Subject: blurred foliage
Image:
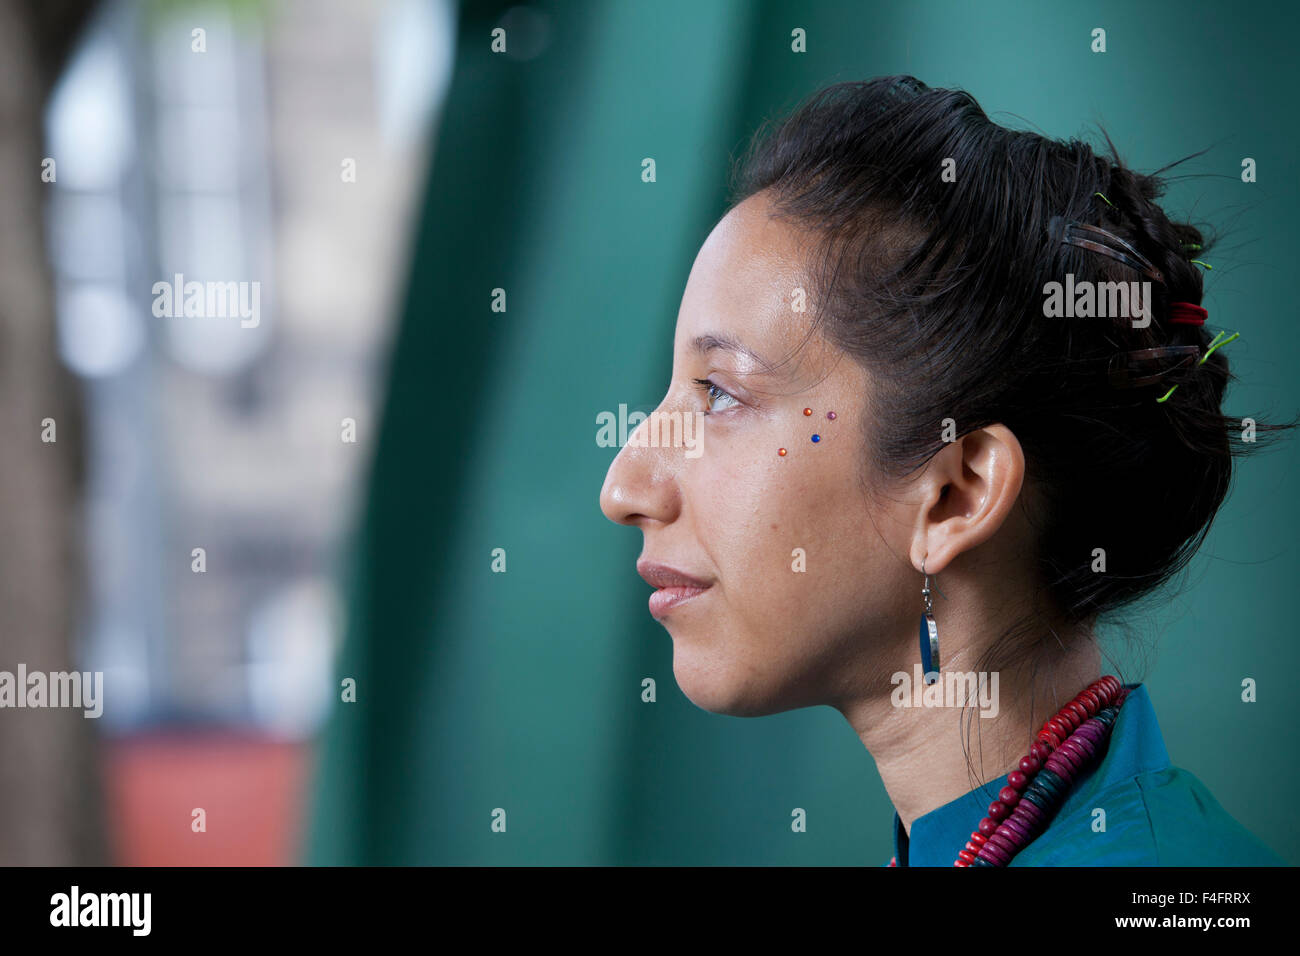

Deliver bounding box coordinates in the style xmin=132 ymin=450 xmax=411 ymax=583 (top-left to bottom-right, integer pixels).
xmin=143 ymin=0 xmax=272 ymax=29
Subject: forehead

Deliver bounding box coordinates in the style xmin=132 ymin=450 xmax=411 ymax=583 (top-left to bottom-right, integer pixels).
xmin=675 ymin=192 xmax=823 ymax=364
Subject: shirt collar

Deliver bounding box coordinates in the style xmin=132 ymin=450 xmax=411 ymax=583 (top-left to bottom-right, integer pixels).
xmin=890 ymin=682 xmax=1168 ymax=866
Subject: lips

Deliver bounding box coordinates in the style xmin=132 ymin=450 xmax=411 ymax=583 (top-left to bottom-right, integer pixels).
xmin=636 ymin=560 xmax=713 ymax=618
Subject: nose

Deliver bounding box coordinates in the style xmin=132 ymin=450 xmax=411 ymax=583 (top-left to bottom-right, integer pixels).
xmin=598 ymin=406 xmax=682 ymax=528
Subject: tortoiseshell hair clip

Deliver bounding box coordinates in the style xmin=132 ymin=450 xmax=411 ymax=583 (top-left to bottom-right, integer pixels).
xmin=1048 ymin=213 xmax=1164 ymax=284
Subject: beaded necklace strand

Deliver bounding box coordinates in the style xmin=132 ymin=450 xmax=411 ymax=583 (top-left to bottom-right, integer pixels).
xmin=887 ymin=675 xmax=1130 ymax=868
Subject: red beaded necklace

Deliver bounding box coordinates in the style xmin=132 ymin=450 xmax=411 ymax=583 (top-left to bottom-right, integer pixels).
xmin=888 ymin=675 xmax=1130 ymax=868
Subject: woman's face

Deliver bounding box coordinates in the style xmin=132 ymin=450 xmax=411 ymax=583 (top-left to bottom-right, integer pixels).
xmin=599 ymin=192 xmax=916 ymax=717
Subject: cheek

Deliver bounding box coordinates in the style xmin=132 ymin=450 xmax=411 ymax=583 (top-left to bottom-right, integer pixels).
xmin=687 ymin=439 xmax=790 ymax=567
xmin=670 ymin=413 xmax=889 ymax=712
xmin=691 ymin=432 xmax=869 ymax=614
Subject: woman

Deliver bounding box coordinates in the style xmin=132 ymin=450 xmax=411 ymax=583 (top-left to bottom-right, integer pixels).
xmin=598 ymin=76 xmax=1288 ymax=866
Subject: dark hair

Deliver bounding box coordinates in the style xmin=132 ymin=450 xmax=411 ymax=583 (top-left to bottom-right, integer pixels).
xmin=726 ymin=76 xmax=1295 ymax=695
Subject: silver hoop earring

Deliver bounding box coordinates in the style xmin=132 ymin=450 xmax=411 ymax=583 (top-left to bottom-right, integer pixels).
xmin=919 ymin=558 xmax=944 ymax=685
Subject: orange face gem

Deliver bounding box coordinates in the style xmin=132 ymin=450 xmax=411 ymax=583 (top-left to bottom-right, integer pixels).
xmin=803 ymin=408 xmax=812 ymax=416
xmin=778 ymin=448 xmax=787 ymax=456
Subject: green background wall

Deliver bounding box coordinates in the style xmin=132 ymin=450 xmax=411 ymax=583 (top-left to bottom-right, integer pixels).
xmin=305 ymin=0 xmax=1300 ymax=865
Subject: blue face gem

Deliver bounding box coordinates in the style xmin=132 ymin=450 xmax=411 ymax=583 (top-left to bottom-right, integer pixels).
xmin=811 ymin=434 xmax=821 ymax=443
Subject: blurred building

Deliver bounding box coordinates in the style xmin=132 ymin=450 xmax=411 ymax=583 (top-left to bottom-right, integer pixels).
xmin=41 ymin=0 xmax=453 ymax=863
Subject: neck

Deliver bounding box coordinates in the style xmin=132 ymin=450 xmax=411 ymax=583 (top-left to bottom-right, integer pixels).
xmin=841 ymin=634 xmax=1102 ymax=836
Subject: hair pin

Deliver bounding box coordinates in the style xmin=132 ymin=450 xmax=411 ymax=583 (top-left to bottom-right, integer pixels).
xmin=1107 ymin=346 xmax=1200 ymax=390
xmin=1155 ymin=330 xmax=1239 ymax=403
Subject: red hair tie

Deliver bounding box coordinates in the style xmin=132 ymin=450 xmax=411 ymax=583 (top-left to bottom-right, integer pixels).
xmin=1168 ymin=302 xmax=1207 ymax=326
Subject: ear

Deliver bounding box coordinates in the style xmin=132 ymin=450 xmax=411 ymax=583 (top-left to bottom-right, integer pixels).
xmin=908 ymin=424 xmax=1026 ymax=574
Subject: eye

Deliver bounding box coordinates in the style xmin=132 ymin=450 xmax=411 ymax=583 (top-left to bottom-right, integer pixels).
xmin=692 ymin=377 xmax=739 ymax=413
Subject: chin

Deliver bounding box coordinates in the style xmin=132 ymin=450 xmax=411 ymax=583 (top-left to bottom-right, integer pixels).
xmin=671 ymin=650 xmax=783 ymax=717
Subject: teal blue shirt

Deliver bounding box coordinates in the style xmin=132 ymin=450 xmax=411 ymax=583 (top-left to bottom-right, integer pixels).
xmin=889 ymin=683 xmax=1284 ymax=866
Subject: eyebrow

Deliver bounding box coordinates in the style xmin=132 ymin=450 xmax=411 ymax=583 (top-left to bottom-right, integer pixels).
xmin=690 ymin=333 xmax=776 ymax=374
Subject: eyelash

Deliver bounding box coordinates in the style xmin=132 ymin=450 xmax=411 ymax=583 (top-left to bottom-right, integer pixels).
xmin=692 ymin=377 xmax=738 ymax=413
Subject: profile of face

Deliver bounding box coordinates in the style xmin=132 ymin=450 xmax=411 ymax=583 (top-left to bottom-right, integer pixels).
xmin=599 ymin=191 xmax=936 ymax=718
